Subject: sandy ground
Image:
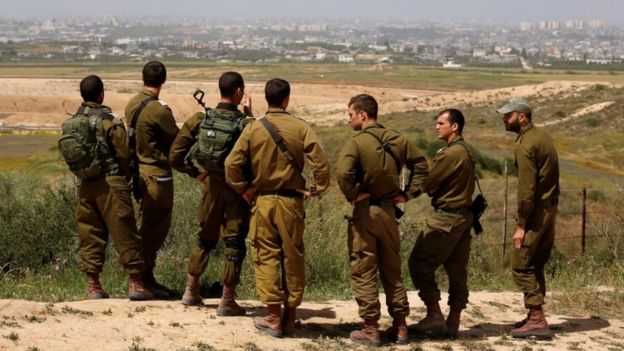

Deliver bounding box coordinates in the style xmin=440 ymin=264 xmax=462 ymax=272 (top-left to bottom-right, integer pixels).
xmin=0 ymin=78 xmax=616 ymax=128
xmin=0 ymin=291 xmax=622 ymax=351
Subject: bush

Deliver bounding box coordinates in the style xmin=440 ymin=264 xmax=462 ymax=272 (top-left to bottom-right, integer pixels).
xmin=0 ymin=173 xmax=77 ymax=272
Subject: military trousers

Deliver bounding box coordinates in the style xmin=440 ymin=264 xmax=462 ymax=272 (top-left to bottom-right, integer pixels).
xmin=511 ymin=205 xmax=557 ymax=307
xmin=76 ymin=175 xmax=144 ymax=275
xmin=138 ymin=173 xmax=174 ymax=272
xmin=187 ymin=176 xmax=249 ymax=286
xmin=249 ymin=193 xmax=305 ymax=307
xmin=348 ymin=201 xmax=409 ymax=320
xmin=408 ymin=210 xmax=473 ymax=310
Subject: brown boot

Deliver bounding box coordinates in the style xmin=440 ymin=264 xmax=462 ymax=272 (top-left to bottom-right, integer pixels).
xmin=282 ymin=306 xmax=298 ymax=337
xmin=510 ymin=306 xmax=552 ymax=339
xmin=414 ymin=301 xmax=448 ymax=336
xmin=216 ymin=284 xmax=245 ymax=316
xmin=513 ymin=312 xmax=530 ymax=328
xmin=350 ymin=319 xmax=380 ymax=347
xmin=128 ymin=273 xmax=154 ymax=301
xmin=389 ymin=316 xmax=408 ymax=344
xmin=86 ymin=273 xmax=109 ymax=299
xmin=253 ymin=304 xmax=282 ymax=338
xmin=181 ymin=273 xmax=203 ymax=306
xmin=446 ymin=308 xmax=462 ymax=339
xmin=142 ymin=270 xmax=174 ymax=299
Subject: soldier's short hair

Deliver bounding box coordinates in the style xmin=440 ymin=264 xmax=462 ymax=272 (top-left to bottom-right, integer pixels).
xmin=80 ymin=75 xmax=104 ymax=103
xmin=265 ymin=78 xmax=290 ymax=107
xmin=142 ymin=61 xmax=167 ymax=87
xmin=438 ymin=108 xmax=465 ymax=134
xmin=349 ymin=94 xmax=378 ymax=119
xmin=219 ymin=71 xmax=245 ymax=98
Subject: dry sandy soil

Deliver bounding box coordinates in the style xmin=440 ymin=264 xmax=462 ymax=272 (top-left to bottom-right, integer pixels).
xmin=0 ymin=78 xmax=616 ymax=128
xmin=0 ymin=291 xmax=622 ymax=351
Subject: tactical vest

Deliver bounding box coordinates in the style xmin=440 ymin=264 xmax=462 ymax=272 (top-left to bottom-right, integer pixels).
xmin=58 ymin=105 xmax=120 ymax=179
xmin=185 ymin=108 xmax=245 ymax=173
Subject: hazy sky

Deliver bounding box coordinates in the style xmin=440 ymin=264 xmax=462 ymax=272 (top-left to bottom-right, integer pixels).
xmin=3 ymin=0 xmax=623 ymax=24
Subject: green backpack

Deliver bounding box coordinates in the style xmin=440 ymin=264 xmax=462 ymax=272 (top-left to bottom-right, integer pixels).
xmin=58 ymin=105 xmax=117 ymax=179
xmin=185 ymin=108 xmax=245 ymax=173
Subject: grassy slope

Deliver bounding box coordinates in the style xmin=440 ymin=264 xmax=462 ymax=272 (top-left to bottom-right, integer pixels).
xmin=0 ymin=64 xmax=623 ymax=319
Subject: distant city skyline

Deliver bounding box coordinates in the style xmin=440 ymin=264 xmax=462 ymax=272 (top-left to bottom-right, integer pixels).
xmin=3 ymin=0 xmax=623 ymax=25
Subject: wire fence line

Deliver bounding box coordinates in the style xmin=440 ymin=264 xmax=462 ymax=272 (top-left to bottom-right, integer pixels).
xmin=472 ymin=163 xmax=623 ymax=258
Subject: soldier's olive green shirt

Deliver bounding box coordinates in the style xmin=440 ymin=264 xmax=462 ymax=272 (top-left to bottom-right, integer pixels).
xmin=169 ymin=103 xmax=248 ymax=178
xmin=224 ymin=107 xmax=330 ymax=194
xmin=125 ymin=89 xmax=179 ymax=176
xmin=83 ymin=102 xmax=133 ymax=178
xmin=426 ymin=136 xmax=475 ymax=209
xmin=514 ymin=122 xmax=560 ymax=226
xmin=336 ymin=124 xmax=429 ymax=202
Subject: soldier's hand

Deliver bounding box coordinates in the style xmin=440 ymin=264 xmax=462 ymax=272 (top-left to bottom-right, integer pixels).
xmin=354 ymin=192 xmax=370 ymax=203
xmin=196 ymin=172 xmax=209 ymax=183
xmin=296 ymin=188 xmax=314 ymax=199
xmin=242 ymin=93 xmax=253 ymax=117
xmin=393 ymin=194 xmax=407 ymax=204
xmin=242 ymin=187 xmax=257 ymax=204
xmin=513 ymin=226 xmax=526 ymax=249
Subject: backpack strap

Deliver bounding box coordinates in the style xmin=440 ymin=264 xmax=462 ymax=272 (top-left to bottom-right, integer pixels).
xmin=259 ymin=117 xmax=302 ymax=173
xmin=454 ymin=140 xmax=484 ymax=196
xmin=361 ymin=128 xmax=402 ymax=173
xmin=128 ymin=96 xmax=157 ymax=199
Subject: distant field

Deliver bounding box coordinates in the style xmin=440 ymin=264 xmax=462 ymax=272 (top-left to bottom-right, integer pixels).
xmin=0 ymin=62 xmax=622 ymax=91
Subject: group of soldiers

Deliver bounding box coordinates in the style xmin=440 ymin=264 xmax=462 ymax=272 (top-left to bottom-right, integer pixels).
xmin=62 ymin=60 xmax=559 ymax=345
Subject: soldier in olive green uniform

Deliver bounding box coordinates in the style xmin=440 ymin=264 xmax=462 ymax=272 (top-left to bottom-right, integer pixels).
xmin=336 ymin=94 xmax=429 ymax=346
xmin=225 ymin=78 xmax=330 ymax=338
xmin=408 ymin=109 xmax=475 ymax=338
xmin=497 ymin=98 xmax=559 ymax=339
xmin=125 ymin=61 xmax=180 ymax=298
xmin=67 ymin=75 xmax=152 ymax=300
xmin=169 ymin=72 xmax=254 ymax=315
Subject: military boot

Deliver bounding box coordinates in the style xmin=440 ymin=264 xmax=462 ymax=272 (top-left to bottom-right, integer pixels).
xmin=216 ymin=284 xmax=245 ymax=316
xmin=86 ymin=273 xmax=109 ymax=299
xmin=282 ymin=306 xmax=298 ymax=337
xmin=181 ymin=273 xmax=203 ymax=306
xmin=389 ymin=316 xmax=409 ymax=344
xmin=446 ymin=308 xmax=462 ymax=339
xmin=253 ymin=304 xmax=282 ymax=338
xmin=142 ymin=270 xmax=174 ymax=299
xmin=510 ymin=306 xmax=552 ymax=339
xmin=350 ymin=319 xmax=381 ymax=347
xmin=414 ymin=301 xmax=448 ymax=336
xmin=128 ymin=273 xmax=154 ymax=301
xmin=513 ymin=311 xmax=530 ymax=328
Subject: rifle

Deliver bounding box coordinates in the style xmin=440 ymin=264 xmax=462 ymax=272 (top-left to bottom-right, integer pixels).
xmin=193 ymin=89 xmax=206 ymax=108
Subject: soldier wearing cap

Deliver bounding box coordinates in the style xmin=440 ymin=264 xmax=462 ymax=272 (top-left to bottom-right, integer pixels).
xmin=408 ymin=108 xmax=475 ymax=339
xmin=125 ymin=61 xmax=180 ymax=298
xmin=336 ymin=94 xmax=429 ymax=346
xmin=497 ymin=97 xmax=559 ymax=339
xmin=224 ymin=78 xmax=330 ymax=338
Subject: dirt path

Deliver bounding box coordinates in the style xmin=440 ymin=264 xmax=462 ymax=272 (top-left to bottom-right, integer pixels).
xmin=537 ymin=101 xmax=615 ymax=127
xmin=0 ymin=291 xmax=621 ymax=351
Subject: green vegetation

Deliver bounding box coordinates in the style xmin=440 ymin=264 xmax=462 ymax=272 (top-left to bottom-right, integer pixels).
xmin=0 ymin=66 xmax=623 ymax=323
xmin=0 ymin=62 xmax=621 ymax=90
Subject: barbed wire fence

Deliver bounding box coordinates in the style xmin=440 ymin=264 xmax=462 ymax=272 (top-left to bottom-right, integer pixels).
xmin=475 ymin=160 xmax=624 ymax=260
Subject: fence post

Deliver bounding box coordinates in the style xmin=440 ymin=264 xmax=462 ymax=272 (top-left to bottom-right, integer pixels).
xmin=502 ymin=160 xmax=508 ymax=258
xmin=581 ymin=187 xmax=587 ymax=255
